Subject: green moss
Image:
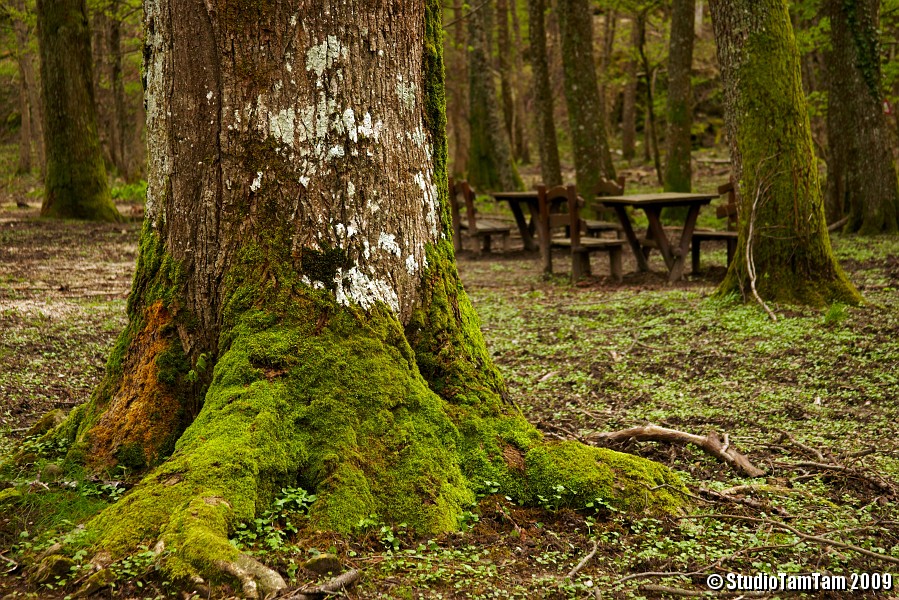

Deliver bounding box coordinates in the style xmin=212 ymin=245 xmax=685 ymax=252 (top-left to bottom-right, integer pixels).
xmin=0 ymin=486 xmax=23 ymax=507
xmin=298 ymin=246 xmax=350 ymax=291
xmin=114 ymin=443 xmax=147 ymax=470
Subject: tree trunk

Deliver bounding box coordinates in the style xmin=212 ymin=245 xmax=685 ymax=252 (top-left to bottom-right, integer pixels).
xmin=13 ymin=0 xmax=42 ymax=176
xmin=106 ymin=0 xmax=134 ymax=181
xmin=49 ymin=2 xmax=679 ymax=594
xmin=599 ymin=9 xmax=617 ymax=140
xmin=663 ymin=0 xmax=695 ymax=194
xmin=709 ymin=0 xmax=861 ymax=306
xmin=497 ymin=0 xmax=516 ymax=155
xmin=557 ymin=0 xmax=615 ymax=190
xmin=527 ymin=0 xmax=562 ymax=186
xmin=621 ymin=13 xmax=639 ymax=162
xmin=467 ymin=0 xmax=522 ymax=190
xmin=448 ymin=0 xmax=469 ymax=177
xmin=636 ymin=12 xmax=662 ymax=183
xmin=509 ymin=0 xmax=530 ymax=164
xmin=15 ymin=38 xmax=33 ymax=175
xmin=36 ymin=0 xmax=119 ymax=221
xmin=824 ymin=0 xmax=899 ymax=234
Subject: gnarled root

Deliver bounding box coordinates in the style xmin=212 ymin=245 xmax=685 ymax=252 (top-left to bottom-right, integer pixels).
xmin=215 ymin=554 xmax=286 ymax=599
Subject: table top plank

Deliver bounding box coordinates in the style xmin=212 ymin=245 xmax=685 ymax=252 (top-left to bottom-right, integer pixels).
xmin=598 ymin=192 xmax=718 ymax=207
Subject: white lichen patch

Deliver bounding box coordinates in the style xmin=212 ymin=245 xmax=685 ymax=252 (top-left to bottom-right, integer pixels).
xmin=396 ymin=74 xmax=417 ymax=112
xmin=306 ymin=35 xmax=345 ymax=78
xmin=251 ymin=171 xmax=263 ymax=192
xmin=377 ymin=232 xmax=402 ymax=257
xmin=334 ymin=266 xmax=399 ymax=313
xmin=270 ymin=108 xmax=296 ymax=146
xmin=413 ymin=170 xmax=440 ymax=237
xmin=342 ymin=108 xmax=357 ymax=143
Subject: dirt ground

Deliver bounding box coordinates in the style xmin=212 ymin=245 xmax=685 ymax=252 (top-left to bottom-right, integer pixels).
xmin=1 ymin=188 xmax=898 ymax=598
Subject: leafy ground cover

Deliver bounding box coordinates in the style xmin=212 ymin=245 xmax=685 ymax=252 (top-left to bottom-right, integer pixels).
xmin=0 ymin=163 xmax=897 ymax=598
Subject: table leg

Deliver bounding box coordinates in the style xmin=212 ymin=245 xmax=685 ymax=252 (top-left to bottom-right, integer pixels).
xmin=644 ymin=207 xmax=675 ymax=271
xmin=668 ymin=204 xmax=701 ymax=282
xmin=508 ymin=201 xmax=537 ymax=251
xmin=612 ymin=205 xmax=649 ymax=272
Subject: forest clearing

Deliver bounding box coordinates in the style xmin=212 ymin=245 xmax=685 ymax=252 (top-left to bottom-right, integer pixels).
xmin=1 ymin=0 xmax=899 ymax=597
xmin=1 ymin=149 xmax=898 ymax=597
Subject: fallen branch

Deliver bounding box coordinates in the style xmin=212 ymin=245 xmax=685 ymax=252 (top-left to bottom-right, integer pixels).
xmin=678 ymin=514 xmax=899 ymax=566
xmin=566 ymin=540 xmax=597 ymax=579
xmin=827 ymin=216 xmax=849 ymax=232
xmin=284 ymin=569 xmax=362 ymax=599
xmin=587 ymin=424 xmax=766 ymax=478
xmin=639 ymin=584 xmax=769 ymax=598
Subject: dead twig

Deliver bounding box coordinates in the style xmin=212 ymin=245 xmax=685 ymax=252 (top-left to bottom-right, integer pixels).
xmin=640 ymin=584 xmax=769 ymax=597
xmin=678 ymin=514 xmax=899 ymax=566
xmin=566 ymin=540 xmax=597 ymax=579
xmin=777 ymin=430 xmax=825 ymax=462
xmin=587 ymin=424 xmax=766 ymax=478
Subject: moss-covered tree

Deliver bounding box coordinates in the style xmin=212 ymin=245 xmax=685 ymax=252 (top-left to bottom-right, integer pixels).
xmin=557 ymin=0 xmax=616 ymax=189
xmin=709 ymin=0 xmax=861 ymax=306
xmin=527 ymin=0 xmax=562 ymax=186
xmin=43 ymin=1 xmax=682 ymax=595
xmin=467 ymin=0 xmax=521 ymax=190
xmin=824 ymin=0 xmax=899 ymax=234
xmin=663 ymin=0 xmax=695 ymax=194
xmin=36 ymin=0 xmax=119 ymax=221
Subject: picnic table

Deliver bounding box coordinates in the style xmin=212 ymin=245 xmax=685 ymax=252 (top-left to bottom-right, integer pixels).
xmin=492 ymin=191 xmax=541 ymax=251
xmin=597 ymin=192 xmax=718 ymax=282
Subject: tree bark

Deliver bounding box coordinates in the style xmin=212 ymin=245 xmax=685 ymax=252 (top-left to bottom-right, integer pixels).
xmin=36 ymin=0 xmax=119 ymax=221
xmin=509 ymin=0 xmax=530 ymax=164
xmin=527 ymin=0 xmax=562 ymax=186
xmin=663 ymin=0 xmax=695 ymax=194
xmin=824 ymin=0 xmax=899 ymax=234
xmin=497 ymin=0 xmax=516 ymax=155
xmin=448 ymin=0 xmax=469 ymax=177
xmin=636 ymin=11 xmax=661 ymax=183
xmin=13 ymin=0 xmax=43 ymax=177
xmin=467 ymin=0 xmax=521 ymax=190
xmin=48 ymin=2 xmax=680 ymax=594
xmin=621 ymin=13 xmax=639 ymax=162
xmin=556 ymin=0 xmax=615 ymax=189
xmin=709 ymin=0 xmax=861 ymax=306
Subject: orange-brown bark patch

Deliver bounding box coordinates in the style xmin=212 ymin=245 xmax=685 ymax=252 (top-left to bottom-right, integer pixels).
xmin=85 ymin=301 xmax=185 ymax=470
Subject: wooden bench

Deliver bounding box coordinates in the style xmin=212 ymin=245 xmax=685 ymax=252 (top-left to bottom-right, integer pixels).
xmin=449 ymin=178 xmax=511 ymax=254
xmin=586 ymin=176 xmax=626 ymax=238
xmin=538 ymin=184 xmax=624 ymax=282
xmin=691 ymin=181 xmax=738 ymax=273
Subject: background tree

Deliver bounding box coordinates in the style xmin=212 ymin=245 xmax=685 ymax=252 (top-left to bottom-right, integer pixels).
xmin=36 ymin=0 xmax=119 ymax=221
xmin=824 ymin=0 xmax=899 ymax=233
xmin=467 ymin=0 xmax=521 ymax=190
xmin=709 ymin=0 xmax=860 ymax=306
xmin=664 ymin=0 xmax=695 ymax=193
xmin=11 ymin=0 xmax=43 ymax=176
xmin=50 ymin=0 xmax=679 ymax=594
xmin=556 ymin=0 xmax=616 ymax=189
xmin=621 ymin=12 xmax=640 ymax=162
xmin=527 ymin=0 xmax=563 ymax=185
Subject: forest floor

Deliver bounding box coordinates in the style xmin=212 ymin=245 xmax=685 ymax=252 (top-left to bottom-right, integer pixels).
xmin=0 ymin=159 xmax=898 ymax=598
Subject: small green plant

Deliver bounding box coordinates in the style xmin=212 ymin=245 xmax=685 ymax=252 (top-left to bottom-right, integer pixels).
xmin=230 ymin=486 xmax=315 ymax=553
xmin=823 ymin=302 xmax=848 ymax=326
xmin=109 ymin=180 xmax=148 ymax=203
xmin=536 ymin=484 xmax=567 ymax=512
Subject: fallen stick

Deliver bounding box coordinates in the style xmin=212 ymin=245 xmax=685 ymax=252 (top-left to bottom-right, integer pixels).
xmin=587 ymin=424 xmax=766 ymax=478
xmin=827 ymin=216 xmax=849 ymax=232
xmin=679 ymin=514 xmax=899 ymax=566
xmin=566 ymin=540 xmax=597 ymax=579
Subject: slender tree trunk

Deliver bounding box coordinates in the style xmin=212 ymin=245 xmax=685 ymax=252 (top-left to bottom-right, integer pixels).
xmin=556 ymin=0 xmax=616 ymax=190
xmin=468 ymin=0 xmax=521 ymax=190
xmin=36 ymin=0 xmax=119 ymax=221
xmin=510 ymin=0 xmax=530 ymax=164
xmin=664 ymin=0 xmax=695 ymax=193
xmin=497 ymin=0 xmax=516 ymax=154
xmin=709 ymin=0 xmax=860 ymax=306
xmin=600 ymin=9 xmax=617 ymax=139
xmin=48 ymin=3 xmax=680 ymax=594
xmin=824 ymin=0 xmax=899 ymax=233
xmin=107 ymin=0 xmax=133 ymax=181
xmin=621 ymin=14 xmax=639 ymax=162
xmin=449 ymin=0 xmax=469 ymax=177
xmin=13 ymin=0 xmax=39 ymax=176
xmin=636 ymin=12 xmax=662 ymax=184
xmin=527 ymin=0 xmax=562 ymax=185
xmin=15 ymin=44 xmax=33 ymax=175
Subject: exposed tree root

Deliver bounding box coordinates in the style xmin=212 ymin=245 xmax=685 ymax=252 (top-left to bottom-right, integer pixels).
xmin=587 ymin=424 xmax=766 ymax=478
xmin=282 ymin=569 xmax=361 ymax=599
xmin=215 ymin=554 xmax=286 ymax=599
